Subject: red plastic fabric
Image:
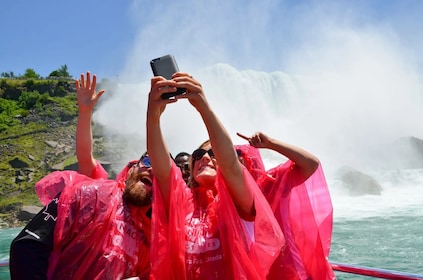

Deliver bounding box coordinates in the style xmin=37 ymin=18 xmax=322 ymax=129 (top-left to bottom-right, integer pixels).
xmin=150 ymin=163 xmax=284 ymax=279
xmin=44 ymin=177 xmax=151 ymax=279
xmin=236 ymin=145 xmax=335 ymax=280
xmin=35 ymin=161 xmax=151 ymax=279
xmin=89 ymin=160 xmax=109 ymax=180
xmin=35 ymin=161 xmax=108 ymax=205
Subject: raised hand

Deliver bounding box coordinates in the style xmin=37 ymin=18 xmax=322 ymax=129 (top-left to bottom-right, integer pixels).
xmin=147 ymin=76 xmax=178 ymax=121
xmin=236 ymin=132 xmax=272 ymax=149
xmin=172 ymin=73 xmax=208 ymax=112
xmin=75 ymin=71 xmax=105 ymax=113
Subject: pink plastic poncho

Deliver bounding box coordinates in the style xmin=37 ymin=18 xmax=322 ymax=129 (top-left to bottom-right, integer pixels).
xmin=35 ymin=161 xmax=108 ymax=205
xmin=35 ymin=162 xmax=151 ymax=280
xmin=236 ymin=144 xmax=335 ymax=280
xmin=150 ymin=163 xmax=285 ymax=279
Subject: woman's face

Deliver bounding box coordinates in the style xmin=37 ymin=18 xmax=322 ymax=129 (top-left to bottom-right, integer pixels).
xmin=192 ymin=143 xmax=217 ymax=187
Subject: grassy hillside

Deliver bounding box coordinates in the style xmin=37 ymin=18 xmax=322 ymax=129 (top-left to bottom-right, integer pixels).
xmin=0 ymin=78 xmax=104 ymax=225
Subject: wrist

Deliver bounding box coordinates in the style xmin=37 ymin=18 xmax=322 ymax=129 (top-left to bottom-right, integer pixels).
xmin=78 ymin=109 xmax=93 ymax=116
xmin=266 ymin=138 xmax=278 ymax=150
xmin=146 ymin=113 xmax=161 ymax=125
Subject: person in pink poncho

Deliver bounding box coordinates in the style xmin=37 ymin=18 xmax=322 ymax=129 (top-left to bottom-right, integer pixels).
xmin=235 ymin=132 xmax=336 ymax=280
xmin=45 ymin=72 xmax=154 ymax=279
xmin=146 ymin=72 xmax=285 ymax=279
xmin=11 ymin=72 xmax=154 ymax=280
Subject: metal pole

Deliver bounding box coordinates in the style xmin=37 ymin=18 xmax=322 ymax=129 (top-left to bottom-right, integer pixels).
xmin=331 ymin=261 xmax=423 ymax=280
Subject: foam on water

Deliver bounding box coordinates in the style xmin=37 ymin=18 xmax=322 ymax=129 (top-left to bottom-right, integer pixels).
xmin=329 ymin=168 xmax=423 ymax=219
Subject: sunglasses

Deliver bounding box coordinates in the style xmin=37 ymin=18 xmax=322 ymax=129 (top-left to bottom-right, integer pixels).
xmin=191 ymin=148 xmax=242 ymax=162
xmin=191 ymin=148 xmax=215 ymax=162
xmin=177 ymin=163 xmax=190 ymax=171
xmin=127 ymin=153 xmax=151 ymax=169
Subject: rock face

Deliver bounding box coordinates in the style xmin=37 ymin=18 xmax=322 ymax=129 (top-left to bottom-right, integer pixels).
xmin=9 ymin=158 xmax=29 ymax=169
xmin=386 ymin=136 xmax=423 ymax=169
xmin=334 ymin=136 xmax=423 ymax=196
xmin=340 ymin=170 xmax=383 ymax=196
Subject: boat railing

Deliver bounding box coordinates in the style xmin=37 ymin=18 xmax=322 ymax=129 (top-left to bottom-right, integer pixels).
xmin=1 ymin=259 xmax=423 ymax=279
xmin=331 ymin=262 xmax=423 ymax=279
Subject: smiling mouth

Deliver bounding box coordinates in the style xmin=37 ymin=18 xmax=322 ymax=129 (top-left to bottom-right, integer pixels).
xmin=198 ymin=165 xmax=214 ymax=172
xmin=138 ymin=176 xmax=152 ymax=187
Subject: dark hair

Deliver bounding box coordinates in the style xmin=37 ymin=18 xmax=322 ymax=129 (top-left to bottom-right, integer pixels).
xmin=175 ymin=152 xmax=190 ymax=159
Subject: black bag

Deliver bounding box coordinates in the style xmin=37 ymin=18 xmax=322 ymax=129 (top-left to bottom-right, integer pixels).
xmin=9 ymin=193 xmax=60 ymax=280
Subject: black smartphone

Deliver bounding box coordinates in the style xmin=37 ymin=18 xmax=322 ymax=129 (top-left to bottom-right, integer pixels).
xmin=150 ymin=54 xmax=186 ymax=99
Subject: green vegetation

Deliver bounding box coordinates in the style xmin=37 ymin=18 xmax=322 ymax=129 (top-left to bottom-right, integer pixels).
xmin=1 ymin=64 xmax=72 ymax=79
xmin=0 ymin=67 xmax=80 ymax=223
xmin=0 ymin=66 xmax=113 ymax=226
xmin=48 ymin=65 xmax=72 ymax=78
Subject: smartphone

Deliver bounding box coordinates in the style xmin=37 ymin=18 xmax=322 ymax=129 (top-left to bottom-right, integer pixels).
xmin=150 ymin=54 xmax=186 ymax=99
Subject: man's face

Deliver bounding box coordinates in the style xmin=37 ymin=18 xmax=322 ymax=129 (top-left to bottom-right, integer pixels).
xmin=123 ymin=159 xmax=153 ymax=207
xmin=175 ymin=155 xmax=190 ymax=183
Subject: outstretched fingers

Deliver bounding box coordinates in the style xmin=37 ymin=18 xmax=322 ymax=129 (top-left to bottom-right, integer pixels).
xmin=79 ymin=73 xmax=86 ymax=88
xmin=91 ymin=74 xmax=97 ymax=90
xmin=86 ymin=72 xmax=91 ymax=89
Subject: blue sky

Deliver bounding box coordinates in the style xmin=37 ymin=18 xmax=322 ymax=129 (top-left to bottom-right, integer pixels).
xmin=1 ymin=0 xmax=137 ymax=78
xmin=1 ymin=0 xmax=423 ymax=80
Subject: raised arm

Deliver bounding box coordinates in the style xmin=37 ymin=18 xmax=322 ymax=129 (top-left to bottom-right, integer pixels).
xmin=174 ymin=73 xmax=254 ymax=216
xmin=146 ymin=76 xmax=178 ymax=211
xmin=237 ymin=131 xmax=319 ymax=180
xmin=75 ymin=72 xmax=105 ymax=177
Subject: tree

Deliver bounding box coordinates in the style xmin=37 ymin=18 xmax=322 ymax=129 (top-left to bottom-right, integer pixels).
xmin=48 ymin=64 xmax=71 ymax=78
xmin=22 ymin=68 xmax=41 ymax=79
xmin=1 ymin=71 xmax=15 ymax=78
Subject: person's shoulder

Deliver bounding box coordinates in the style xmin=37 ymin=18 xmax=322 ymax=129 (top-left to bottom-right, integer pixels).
xmin=62 ymin=178 xmax=119 ymax=200
xmin=62 ymin=179 xmax=121 ymax=220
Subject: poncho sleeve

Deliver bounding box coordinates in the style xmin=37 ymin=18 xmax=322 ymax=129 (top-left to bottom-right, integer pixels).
xmin=35 ymin=171 xmax=89 ymax=206
xmin=88 ymin=160 xmax=109 ymax=180
xmin=150 ymin=163 xmax=190 ymax=279
xmin=263 ymin=161 xmax=336 ymax=280
xmin=215 ymin=165 xmax=284 ymax=279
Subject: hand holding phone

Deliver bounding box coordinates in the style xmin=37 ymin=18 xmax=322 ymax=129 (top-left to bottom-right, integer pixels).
xmin=150 ymin=54 xmax=186 ymax=99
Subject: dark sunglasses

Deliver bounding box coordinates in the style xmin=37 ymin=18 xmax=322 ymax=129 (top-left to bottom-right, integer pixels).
xmin=177 ymin=163 xmax=190 ymax=171
xmin=192 ymin=148 xmax=242 ymax=162
xmin=191 ymin=148 xmax=215 ymax=161
xmin=127 ymin=153 xmax=151 ymax=169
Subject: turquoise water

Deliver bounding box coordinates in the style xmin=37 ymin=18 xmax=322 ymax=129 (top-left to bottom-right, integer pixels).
xmin=0 ymin=227 xmax=21 ymax=280
xmin=331 ymin=216 xmax=423 ymax=279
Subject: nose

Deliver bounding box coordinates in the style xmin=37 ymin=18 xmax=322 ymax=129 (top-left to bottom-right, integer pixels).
xmin=200 ymin=153 xmax=212 ymax=163
xmin=136 ymin=165 xmax=152 ymax=174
